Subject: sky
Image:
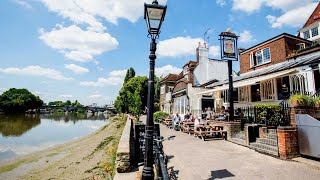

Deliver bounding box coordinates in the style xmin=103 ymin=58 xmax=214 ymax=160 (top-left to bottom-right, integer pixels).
xmin=0 ymin=0 xmax=318 ymax=106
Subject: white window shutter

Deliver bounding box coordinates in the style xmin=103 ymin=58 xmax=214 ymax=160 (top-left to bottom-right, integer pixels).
xmin=249 ymin=52 xmax=254 ymax=68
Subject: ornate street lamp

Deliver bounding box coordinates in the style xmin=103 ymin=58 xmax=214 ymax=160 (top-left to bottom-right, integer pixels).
xmin=143 ymin=1 xmax=167 ymax=179
xmin=219 ymin=29 xmax=239 ymax=122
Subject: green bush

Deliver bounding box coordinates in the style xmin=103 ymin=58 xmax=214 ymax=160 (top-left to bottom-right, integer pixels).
xmin=153 ymin=111 xmax=169 ymax=123
xmin=256 ymin=104 xmax=284 ymax=126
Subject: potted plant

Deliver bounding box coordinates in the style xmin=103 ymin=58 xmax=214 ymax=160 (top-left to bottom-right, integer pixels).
xmin=289 ymin=94 xmax=308 ymax=107
xmin=313 ymin=97 xmax=320 ymax=108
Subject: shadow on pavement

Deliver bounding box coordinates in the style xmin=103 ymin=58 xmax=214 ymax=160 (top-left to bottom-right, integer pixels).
xmin=207 ymin=169 xmax=235 ymax=180
xmin=168 ymin=166 xmax=179 ymax=180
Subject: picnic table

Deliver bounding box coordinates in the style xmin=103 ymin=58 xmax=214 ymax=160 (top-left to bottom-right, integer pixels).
xmin=194 ymin=124 xmax=227 ymax=141
xmin=164 ymin=118 xmax=172 ymax=128
xmin=180 ymin=121 xmax=195 ymax=135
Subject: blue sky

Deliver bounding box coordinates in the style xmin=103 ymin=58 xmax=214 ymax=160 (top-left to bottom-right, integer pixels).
xmin=0 ymin=0 xmax=318 ymax=105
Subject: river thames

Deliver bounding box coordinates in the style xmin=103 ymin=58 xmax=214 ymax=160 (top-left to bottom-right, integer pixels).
xmin=0 ymin=113 xmax=108 ymax=163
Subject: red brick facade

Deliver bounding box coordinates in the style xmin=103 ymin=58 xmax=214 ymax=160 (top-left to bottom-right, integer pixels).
xmin=240 ymin=35 xmax=311 ymax=74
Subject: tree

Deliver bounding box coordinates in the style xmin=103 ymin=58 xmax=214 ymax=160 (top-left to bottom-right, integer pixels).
xmin=0 ymin=88 xmax=43 ymax=113
xmin=65 ymin=100 xmax=72 ymax=106
xmin=124 ymin=67 xmax=136 ymax=84
xmin=115 ymin=76 xmax=148 ymax=117
xmin=154 ymin=76 xmax=162 ymax=103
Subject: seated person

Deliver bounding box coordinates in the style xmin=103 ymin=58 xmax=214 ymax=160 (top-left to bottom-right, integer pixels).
xmin=216 ymin=106 xmax=227 ymax=121
xmin=184 ymin=112 xmax=190 ymax=121
xmin=194 ymin=117 xmax=201 ymax=130
xmin=235 ymin=108 xmax=243 ymax=117
xmin=172 ymin=112 xmax=181 ymax=131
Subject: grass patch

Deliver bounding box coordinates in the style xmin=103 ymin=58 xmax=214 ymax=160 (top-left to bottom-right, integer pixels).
xmin=46 ymin=151 xmax=60 ymax=158
xmin=84 ymin=136 xmax=114 ymax=160
xmin=0 ymin=158 xmax=38 ymax=173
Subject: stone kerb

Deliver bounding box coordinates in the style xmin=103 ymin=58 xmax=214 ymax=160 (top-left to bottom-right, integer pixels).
xmin=116 ymin=117 xmax=132 ymax=173
xmin=277 ymin=126 xmax=299 ymax=159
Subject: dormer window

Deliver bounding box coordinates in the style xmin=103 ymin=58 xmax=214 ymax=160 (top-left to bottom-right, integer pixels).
xmin=311 ymin=27 xmax=319 ymax=37
xmin=296 ymin=43 xmax=305 ymax=50
xmin=250 ymin=47 xmax=271 ymax=67
xmin=303 ymin=30 xmax=310 ymax=39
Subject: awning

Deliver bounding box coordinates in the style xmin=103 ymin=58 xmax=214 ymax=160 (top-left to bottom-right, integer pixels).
xmin=196 ymin=68 xmax=297 ymax=95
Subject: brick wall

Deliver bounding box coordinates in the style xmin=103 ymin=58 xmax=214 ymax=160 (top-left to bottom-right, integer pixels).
xmin=290 ymin=108 xmax=320 ymax=127
xmin=239 ymin=36 xmax=310 ymax=74
xmin=224 ymin=122 xmax=241 ymax=140
xmin=240 ymin=38 xmax=286 ymax=74
xmin=277 ymin=126 xmax=299 ymax=159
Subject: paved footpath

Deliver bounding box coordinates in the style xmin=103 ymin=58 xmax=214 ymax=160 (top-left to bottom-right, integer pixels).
xmin=161 ymin=124 xmax=320 ymax=180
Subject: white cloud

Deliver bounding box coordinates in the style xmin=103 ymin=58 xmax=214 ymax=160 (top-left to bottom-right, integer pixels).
xmin=230 ymin=0 xmax=317 ymax=29
xmin=14 ymin=0 xmax=32 ymax=9
xmin=64 ymin=64 xmax=89 ymax=74
xmin=80 ymin=77 xmax=123 ymax=87
xmin=239 ymin=30 xmax=256 ymax=43
xmin=216 ymin=0 xmax=227 ymax=7
xmin=86 ymin=95 xmax=113 ymax=106
xmin=58 ymin=95 xmax=73 ymax=98
xmin=155 ymin=65 xmax=181 ymax=77
xmin=89 ymin=94 xmax=104 ymax=98
xmin=0 ymin=66 xmax=73 ymax=81
xmin=39 ymin=25 xmax=119 ymax=62
xmin=265 ymin=0 xmax=314 ymax=11
xmin=209 ymin=46 xmax=220 ymax=58
xmin=232 ymin=0 xmax=264 ymax=13
xmin=157 ymin=37 xmax=202 ymax=58
xmin=266 ymin=3 xmax=318 ymax=28
xmin=41 ymin=0 xmax=167 ymax=31
xmin=109 ymin=69 xmax=127 ymax=77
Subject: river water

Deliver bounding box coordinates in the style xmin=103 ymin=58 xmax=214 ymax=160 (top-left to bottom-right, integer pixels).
xmin=0 ymin=113 xmax=109 ymax=163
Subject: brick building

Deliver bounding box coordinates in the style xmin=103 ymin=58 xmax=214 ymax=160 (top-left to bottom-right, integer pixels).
xmin=199 ymin=31 xmax=320 ymax=109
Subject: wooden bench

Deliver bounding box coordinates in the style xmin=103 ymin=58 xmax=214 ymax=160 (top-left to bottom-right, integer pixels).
xmin=164 ymin=119 xmax=172 ymax=128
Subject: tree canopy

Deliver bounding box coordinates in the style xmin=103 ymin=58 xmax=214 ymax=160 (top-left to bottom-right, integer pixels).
xmin=115 ymin=67 xmax=162 ymax=118
xmin=0 ymin=88 xmax=43 ymax=113
xmin=124 ymin=67 xmax=136 ymax=84
xmin=115 ymin=76 xmax=148 ymax=118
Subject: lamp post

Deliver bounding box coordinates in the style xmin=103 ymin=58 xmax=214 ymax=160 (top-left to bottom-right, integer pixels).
xmin=219 ymin=29 xmax=239 ymax=122
xmin=143 ymin=1 xmax=167 ymax=179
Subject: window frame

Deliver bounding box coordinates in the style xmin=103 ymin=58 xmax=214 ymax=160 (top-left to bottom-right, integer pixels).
xmin=261 ymin=79 xmax=275 ymax=101
xmin=311 ymin=27 xmax=319 ymax=37
xmin=238 ymin=86 xmax=249 ymax=102
xmin=160 ymin=85 xmax=165 ymax=95
xmin=303 ymin=30 xmax=310 ymax=39
xmin=250 ymin=47 xmax=271 ymax=67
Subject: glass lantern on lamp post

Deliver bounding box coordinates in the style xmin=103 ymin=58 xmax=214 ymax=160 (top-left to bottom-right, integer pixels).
xmin=142 ymin=1 xmax=167 ymax=179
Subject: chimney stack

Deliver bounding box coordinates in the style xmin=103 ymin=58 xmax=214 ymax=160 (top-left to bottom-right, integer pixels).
xmin=204 ymin=42 xmax=207 ymax=48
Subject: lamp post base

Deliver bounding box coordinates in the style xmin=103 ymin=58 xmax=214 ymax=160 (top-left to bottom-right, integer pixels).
xmin=142 ymin=166 xmax=154 ymax=180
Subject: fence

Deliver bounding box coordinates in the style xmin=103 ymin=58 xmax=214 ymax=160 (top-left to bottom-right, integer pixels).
xmin=236 ymin=105 xmax=291 ymax=127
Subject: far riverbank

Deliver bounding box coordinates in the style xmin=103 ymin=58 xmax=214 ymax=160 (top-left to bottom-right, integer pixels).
xmin=0 ymin=114 xmax=128 ymax=179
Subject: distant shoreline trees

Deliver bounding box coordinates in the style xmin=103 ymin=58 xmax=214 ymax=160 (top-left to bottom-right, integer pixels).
xmin=48 ymin=100 xmax=83 ymax=107
xmin=0 ymin=88 xmax=43 ymax=114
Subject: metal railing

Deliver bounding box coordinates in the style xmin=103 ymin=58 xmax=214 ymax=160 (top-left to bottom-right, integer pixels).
xmin=235 ymin=105 xmax=291 ymax=127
